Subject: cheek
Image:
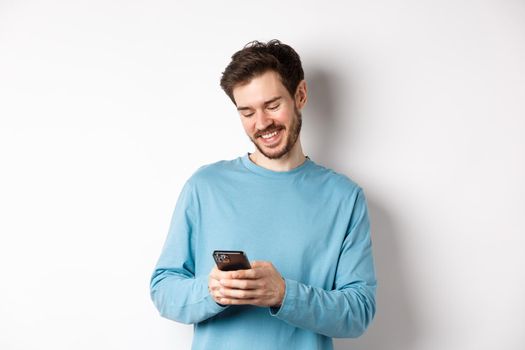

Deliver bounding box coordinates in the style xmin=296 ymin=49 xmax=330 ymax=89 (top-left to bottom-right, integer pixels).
xmin=275 ymin=109 xmax=293 ymax=125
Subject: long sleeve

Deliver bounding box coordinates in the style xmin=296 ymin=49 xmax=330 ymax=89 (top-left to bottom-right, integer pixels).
xmin=270 ymin=188 xmax=377 ymax=338
xmin=150 ymin=181 xmax=227 ymax=324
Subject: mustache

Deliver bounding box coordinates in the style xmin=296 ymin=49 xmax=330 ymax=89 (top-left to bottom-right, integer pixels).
xmin=255 ymin=126 xmax=284 ymax=138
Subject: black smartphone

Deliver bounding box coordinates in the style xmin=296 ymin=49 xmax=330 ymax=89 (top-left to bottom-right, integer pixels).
xmin=213 ymin=250 xmax=252 ymax=271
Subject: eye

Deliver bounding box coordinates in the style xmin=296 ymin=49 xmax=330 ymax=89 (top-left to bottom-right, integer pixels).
xmin=242 ymin=112 xmax=254 ymax=118
xmin=267 ymin=104 xmax=280 ymax=111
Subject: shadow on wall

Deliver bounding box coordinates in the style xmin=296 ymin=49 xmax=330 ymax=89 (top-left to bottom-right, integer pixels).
xmin=307 ymin=67 xmax=419 ymax=350
xmin=335 ymin=199 xmax=418 ymax=350
xmin=302 ymin=66 xmax=340 ymax=169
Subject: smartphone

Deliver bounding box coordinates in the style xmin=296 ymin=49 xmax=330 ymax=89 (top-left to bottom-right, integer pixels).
xmin=213 ymin=250 xmax=251 ymax=271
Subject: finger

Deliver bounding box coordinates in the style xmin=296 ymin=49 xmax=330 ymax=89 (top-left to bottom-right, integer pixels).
xmin=208 ymin=278 xmax=221 ymax=290
xmin=210 ymin=268 xmax=236 ymax=280
xmin=229 ymin=268 xmax=260 ymax=279
xmin=250 ymin=261 xmax=271 ymax=268
xmin=209 ymin=266 xmax=223 ymax=280
xmin=220 ymin=287 xmax=259 ymax=299
xmin=218 ymin=297 xmax=259 ymax=305
xmin=220 ymin=278 xmax=259 ymax=290
xmin=212 ymin=284 xmax=225 ymax=298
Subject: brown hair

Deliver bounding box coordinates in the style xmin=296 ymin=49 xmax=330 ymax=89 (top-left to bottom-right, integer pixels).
xmin=220 ymin=39 xmax=304 ymax=104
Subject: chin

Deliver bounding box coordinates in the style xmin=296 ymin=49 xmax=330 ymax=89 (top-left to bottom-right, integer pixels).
xmin=258 ymin=144 xmax=290 ymax=160
xmin=263 ymin=151 xmax=286 ymax=160
xmin=250 ymin=132 xmax=294 ymax=160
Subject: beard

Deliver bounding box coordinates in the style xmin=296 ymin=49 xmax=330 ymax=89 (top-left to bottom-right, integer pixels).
xmin=249 ymin=107 xmax=302 ymax=160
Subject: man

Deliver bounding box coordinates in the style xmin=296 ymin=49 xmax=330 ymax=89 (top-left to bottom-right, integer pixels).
xmin=150 ymin=40 xmax=376 ymax=350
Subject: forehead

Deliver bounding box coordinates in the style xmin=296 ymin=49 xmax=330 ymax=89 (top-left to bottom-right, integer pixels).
xmin=232 ymin=70 xmax=290 ymax=107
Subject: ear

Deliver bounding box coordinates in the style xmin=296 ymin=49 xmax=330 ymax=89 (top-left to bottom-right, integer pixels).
xmin=294 ymin=80 xmax=307 ymax=110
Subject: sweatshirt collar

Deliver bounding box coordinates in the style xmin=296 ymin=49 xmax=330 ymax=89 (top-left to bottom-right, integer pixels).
xmin=241 ymin=152 xmax=312 ymax=178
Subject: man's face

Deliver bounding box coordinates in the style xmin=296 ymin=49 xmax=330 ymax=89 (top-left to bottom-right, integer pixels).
xmin=233 ymin=70 xmax=304 ymax=160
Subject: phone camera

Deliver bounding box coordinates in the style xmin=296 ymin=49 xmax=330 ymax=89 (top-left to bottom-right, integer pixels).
xmin=218 ymin=254 xmax=230 ymax=263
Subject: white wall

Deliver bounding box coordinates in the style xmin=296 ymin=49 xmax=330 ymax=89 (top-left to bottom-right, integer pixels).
xmin=1 ymin=1 xmax=524 ymax=349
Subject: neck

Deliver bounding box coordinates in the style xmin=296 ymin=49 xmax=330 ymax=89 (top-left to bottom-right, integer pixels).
xmin=249 ymin=138 xmax=306 ymax=172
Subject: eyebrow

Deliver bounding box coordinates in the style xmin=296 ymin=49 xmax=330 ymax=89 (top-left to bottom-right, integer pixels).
xmin=236 ymin=96 xmax=282 ymax=111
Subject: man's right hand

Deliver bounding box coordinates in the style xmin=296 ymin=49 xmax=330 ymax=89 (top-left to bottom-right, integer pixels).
xmin=208 ymin=266 xmax=230 ymax=305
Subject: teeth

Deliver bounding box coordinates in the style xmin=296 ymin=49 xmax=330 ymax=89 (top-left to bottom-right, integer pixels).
xmin=261 ymin=131 xmax=278 ymax=139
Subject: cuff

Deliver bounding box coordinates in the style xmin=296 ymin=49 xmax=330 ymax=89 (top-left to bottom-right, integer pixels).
xmin=195 ymin=275 xmax=229 ymax=313
xmin=269 ymin=278 xmax=299 ymax=318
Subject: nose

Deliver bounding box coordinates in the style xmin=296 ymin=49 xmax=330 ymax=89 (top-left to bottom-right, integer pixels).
xmin=254 ymin=110 xmax=273 ymax=131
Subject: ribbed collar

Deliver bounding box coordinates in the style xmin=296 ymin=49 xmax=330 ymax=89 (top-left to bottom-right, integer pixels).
xmin=240 ymin=152 xmax=313 ymax=178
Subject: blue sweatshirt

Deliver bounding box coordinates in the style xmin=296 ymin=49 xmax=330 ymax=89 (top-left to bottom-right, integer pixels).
xmin=150 ymin=153 xmax=376 ymax=350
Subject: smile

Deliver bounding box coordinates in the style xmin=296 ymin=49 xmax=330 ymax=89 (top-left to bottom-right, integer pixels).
xmin=257 ymin=128 xmax=283 ymax=146
xmin=261 ymin=131 xmax=278 ymax=139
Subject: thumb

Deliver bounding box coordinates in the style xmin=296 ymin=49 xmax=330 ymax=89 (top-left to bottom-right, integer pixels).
xmin=250 ymin=260 xmax=271 ymax=268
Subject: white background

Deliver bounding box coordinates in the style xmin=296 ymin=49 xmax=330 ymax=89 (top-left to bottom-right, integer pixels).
xmin=1 ymin=1 xmax=524 ymax=349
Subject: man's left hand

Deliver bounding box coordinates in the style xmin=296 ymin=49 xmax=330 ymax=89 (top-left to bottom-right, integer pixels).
xmin=215 ymin=261 xmax=286 ymax=308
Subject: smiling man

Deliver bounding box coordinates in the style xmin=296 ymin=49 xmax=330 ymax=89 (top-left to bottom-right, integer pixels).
xmin=234 ymin=70 xmax=304 ymax=164
xmin=150 ymin=40 xmax=377 ymax=350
